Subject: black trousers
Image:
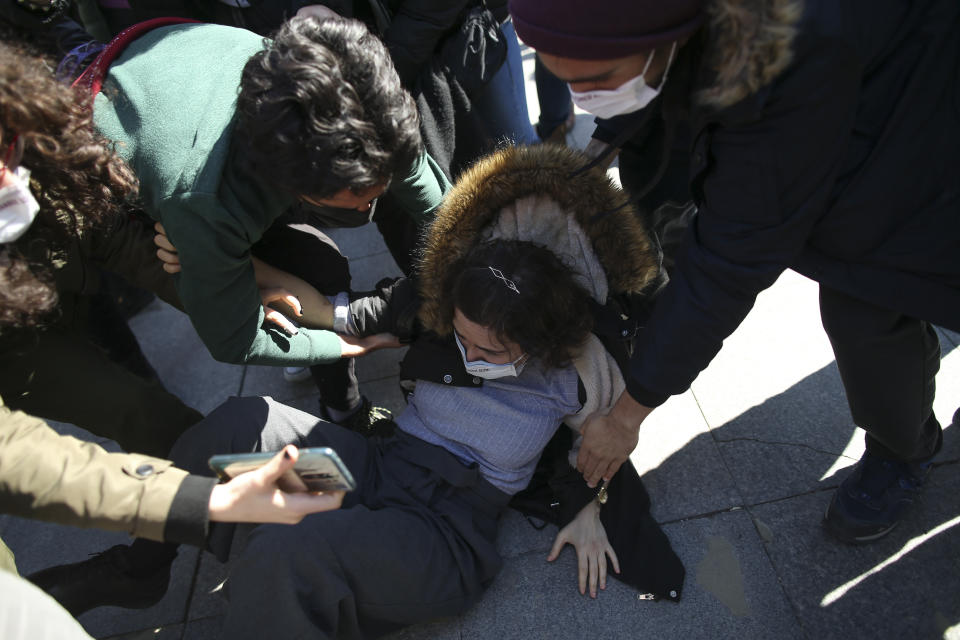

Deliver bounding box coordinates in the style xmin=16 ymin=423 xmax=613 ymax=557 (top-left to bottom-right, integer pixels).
xmin=252 ymin=217 xmax=360 ymax=412
xmin=0 ymin=296 xmax=202 ymax=458
xmin=169 ymin=396 xmax=509 ymax=640
xmin=819 ymin=285 xmax=942 ymax=462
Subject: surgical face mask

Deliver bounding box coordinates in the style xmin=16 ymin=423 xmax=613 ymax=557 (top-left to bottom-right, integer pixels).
xmin=569 ymin=42 xmax=677 ymax=119
xmin=454 ymin=332 xmax=528 ymax=380
xmin=0 ymin=166 xmax=40 ymax=244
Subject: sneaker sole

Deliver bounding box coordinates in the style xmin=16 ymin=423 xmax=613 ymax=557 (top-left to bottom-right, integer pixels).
xmin=822 ymin=499 xmax=900 ymax=545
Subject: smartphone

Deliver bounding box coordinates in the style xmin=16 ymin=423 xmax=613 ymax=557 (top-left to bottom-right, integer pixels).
xmin=208 ymin=447 xmax=356 ymax=493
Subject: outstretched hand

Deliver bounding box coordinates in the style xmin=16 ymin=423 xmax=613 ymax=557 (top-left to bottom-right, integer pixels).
xmin=207 ymin=445 xmax=344 ymax=525
xmin=338 ymin=332 xmax=402 ymax=357
xmin=547 ymin=501 xmax=619 ymax=598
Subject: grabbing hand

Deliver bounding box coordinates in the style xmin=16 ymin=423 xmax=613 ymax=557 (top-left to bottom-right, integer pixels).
xmin=260 ymin=287 xmax=303 ymax=336
xmin=576 ymin=413 xmax=639 ymax=487
xmin=153 ymin=222 xmax=181 ymax=274
xmin=576 ymin=391 xmax=652 ymax=487
xmin=547 ymin=501 xmax=619 ymax=598
xmin=207 ymin=445 xmax=344 ymax=525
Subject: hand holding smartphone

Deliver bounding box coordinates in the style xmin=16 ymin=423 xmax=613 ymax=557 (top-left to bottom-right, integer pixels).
xmin=209 ymin=447 xmax=356 ymax=493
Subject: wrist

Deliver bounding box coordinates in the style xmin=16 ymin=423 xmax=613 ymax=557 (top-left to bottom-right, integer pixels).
xmin=609 ymin=391 xmax=652 ymax=435
xmin=207 ymin=484 xmax=234 ymax=522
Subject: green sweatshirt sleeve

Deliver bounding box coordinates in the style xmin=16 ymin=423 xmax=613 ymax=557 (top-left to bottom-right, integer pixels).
xmin=389 ymin=151 xmax=452 ymax=226
xmin=156 ymin=192 xmax=343 ymax=366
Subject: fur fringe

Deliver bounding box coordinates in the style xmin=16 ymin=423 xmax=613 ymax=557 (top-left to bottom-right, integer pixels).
xmin=416 ymin=145 xmax=659 ymax=334
xmin=697 ymin=0 xmax=803 ymax=108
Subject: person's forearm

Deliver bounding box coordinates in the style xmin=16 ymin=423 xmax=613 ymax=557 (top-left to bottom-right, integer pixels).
xmin=252 ymin=257 xmax=335 ymax=328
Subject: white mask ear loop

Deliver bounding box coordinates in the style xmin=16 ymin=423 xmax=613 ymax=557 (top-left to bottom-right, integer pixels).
xmin=655 ymin=41 xmax=678 ymax=90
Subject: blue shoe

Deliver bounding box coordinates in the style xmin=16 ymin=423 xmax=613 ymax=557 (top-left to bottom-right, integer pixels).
xmin=823 ymin=449 xmax=935 ymax=544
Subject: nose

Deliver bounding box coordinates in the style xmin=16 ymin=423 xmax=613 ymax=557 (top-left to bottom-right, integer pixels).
xmin=465 ymin=346 xmax=483 ymax=362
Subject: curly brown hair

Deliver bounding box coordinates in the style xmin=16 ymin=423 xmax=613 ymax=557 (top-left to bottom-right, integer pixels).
xmin=0 ymin=40 xmax=138 ymax=327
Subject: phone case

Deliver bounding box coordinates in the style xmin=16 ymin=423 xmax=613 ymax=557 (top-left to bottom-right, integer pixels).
xmin=208 ymin=447 xmax=356 ymax=492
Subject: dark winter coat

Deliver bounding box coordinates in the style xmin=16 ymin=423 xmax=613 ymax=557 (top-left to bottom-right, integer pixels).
xmin=595 ymin=0 xmax=960 ymax=406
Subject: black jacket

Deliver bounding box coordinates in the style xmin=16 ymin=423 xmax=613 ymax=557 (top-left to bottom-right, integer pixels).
xmin=596 ymin=0 xmax=960 ymax=406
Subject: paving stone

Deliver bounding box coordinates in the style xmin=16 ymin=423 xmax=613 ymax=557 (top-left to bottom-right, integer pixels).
xmin=633 ymin=390 xmax=742 ymax=522
xmin=495 ymin=508 xmax=557 ymax=559
xmin=1 ymin=514 xmax=199 ymax=639
xmin=127 ymin=300 xmax=244 ymax=414
xmin=938 ymin=326 xmax=959 ymax=348
xmin=237 ymin=364 xmax=321 ymax=404
xmin=324 ymin=224 xmax=396 ymax=264
xmin=457 ymin=510 xmax=798 ymax=640
xmin=750 ymin=465 xmax=960 ymax=640
xmin=382 ymin=617 xmax=461 ymax=640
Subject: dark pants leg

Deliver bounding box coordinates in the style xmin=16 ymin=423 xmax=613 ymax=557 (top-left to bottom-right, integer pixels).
xmin=819 ymin=285 xmax=942 ymax=461
xmin=189 ymin=398 xmax=506 ymax=639
xmin=251 ymin=218 xmax=360 ymax=412
xmin=0 ymin=326 xmax=202 ymax=458
xmin=534 ymin=55 xmax=572 ymax=139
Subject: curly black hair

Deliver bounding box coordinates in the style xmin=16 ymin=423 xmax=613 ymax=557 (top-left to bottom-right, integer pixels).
xmin=446 ymin=240 xmax=593 ymax=370
xmin=235 ymin=15 xmax=423 ymax=200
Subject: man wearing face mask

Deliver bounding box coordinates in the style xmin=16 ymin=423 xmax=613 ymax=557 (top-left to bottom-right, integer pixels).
xmin=81 ymin=15 xmax=450 ymax=434
xmin=510 ymin=0 xmax=960 ymax=545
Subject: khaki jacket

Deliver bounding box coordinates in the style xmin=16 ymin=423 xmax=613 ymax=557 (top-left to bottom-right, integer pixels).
xmin=0 ymin=397 xmax=192 ymax=572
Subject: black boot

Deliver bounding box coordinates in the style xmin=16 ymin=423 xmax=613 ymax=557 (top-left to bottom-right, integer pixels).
xmin=27 ymin=544 xmax=174 ymax=617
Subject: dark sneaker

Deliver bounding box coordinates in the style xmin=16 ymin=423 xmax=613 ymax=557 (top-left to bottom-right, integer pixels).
xmin=27 ymin=545 xmax=172 ymax=616
xmin=823 ymin=450 xmax=935 ymax=544
xmin=321 ymin=396 xmax=394 ymax=437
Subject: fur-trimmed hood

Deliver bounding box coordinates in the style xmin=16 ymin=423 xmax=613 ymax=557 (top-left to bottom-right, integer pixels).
xmin=696 ymin=0 xmax=803 ymax=108
xmin=416 ymin=144 xmax=659 ymax=335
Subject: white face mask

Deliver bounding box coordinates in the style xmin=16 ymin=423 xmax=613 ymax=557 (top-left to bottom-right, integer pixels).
xmin=454 ymin=332 xmax=528 ymax=380
xmin=0 ymin=166 xmax=40 ymax=244
xmin=569 ymin=42 xmax=677 ymax=120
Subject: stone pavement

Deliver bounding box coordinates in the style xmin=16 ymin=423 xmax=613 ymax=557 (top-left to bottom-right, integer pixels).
xmin=2 ymin=45 xmax=959 ymax=640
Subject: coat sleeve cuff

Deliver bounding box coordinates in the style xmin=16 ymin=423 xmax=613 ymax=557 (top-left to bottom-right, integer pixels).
xmin=624 ymin=376 xmax=670 ymax=409
xmin=162 ymin=476 xmax=217 ymax=548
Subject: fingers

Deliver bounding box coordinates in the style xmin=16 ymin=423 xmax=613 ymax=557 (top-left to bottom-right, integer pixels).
xmin=577 ymin=549 xmax=588 ymax=596
xmin=264 ymin=306 xmax=299 ymax=336
xmin=260 ymin=288 xmax=303 ymax=316
xmin=257 ymin=445 xmax=299 ymax=486
xmin=156 ymin=248 xmax=181 ymax=274
xmin=547 ymin=532 xmax=567 ymax=562
xmin=606 ymin=543 xmax=621 ymax=575
xmin=284 ymin=489 xmax=345 ymax=522
xmin=600 ymin=458 xmax=624 ymax=485
xmin=596 ymin=550 xmax=605 ymax=596
xmin=589 ymin=551 xmax=599 ymax=598
xmin=282 ymin=294 xmax=303 ymax=317
xmin=153 ymin=230 xmax=177 ymax=253
xmin=581 ymin=453 xmax=603 ymax=488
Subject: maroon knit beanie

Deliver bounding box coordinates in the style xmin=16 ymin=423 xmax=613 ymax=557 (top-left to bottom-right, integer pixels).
xmin=509 ymin=0 xmax=705 ymax=60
